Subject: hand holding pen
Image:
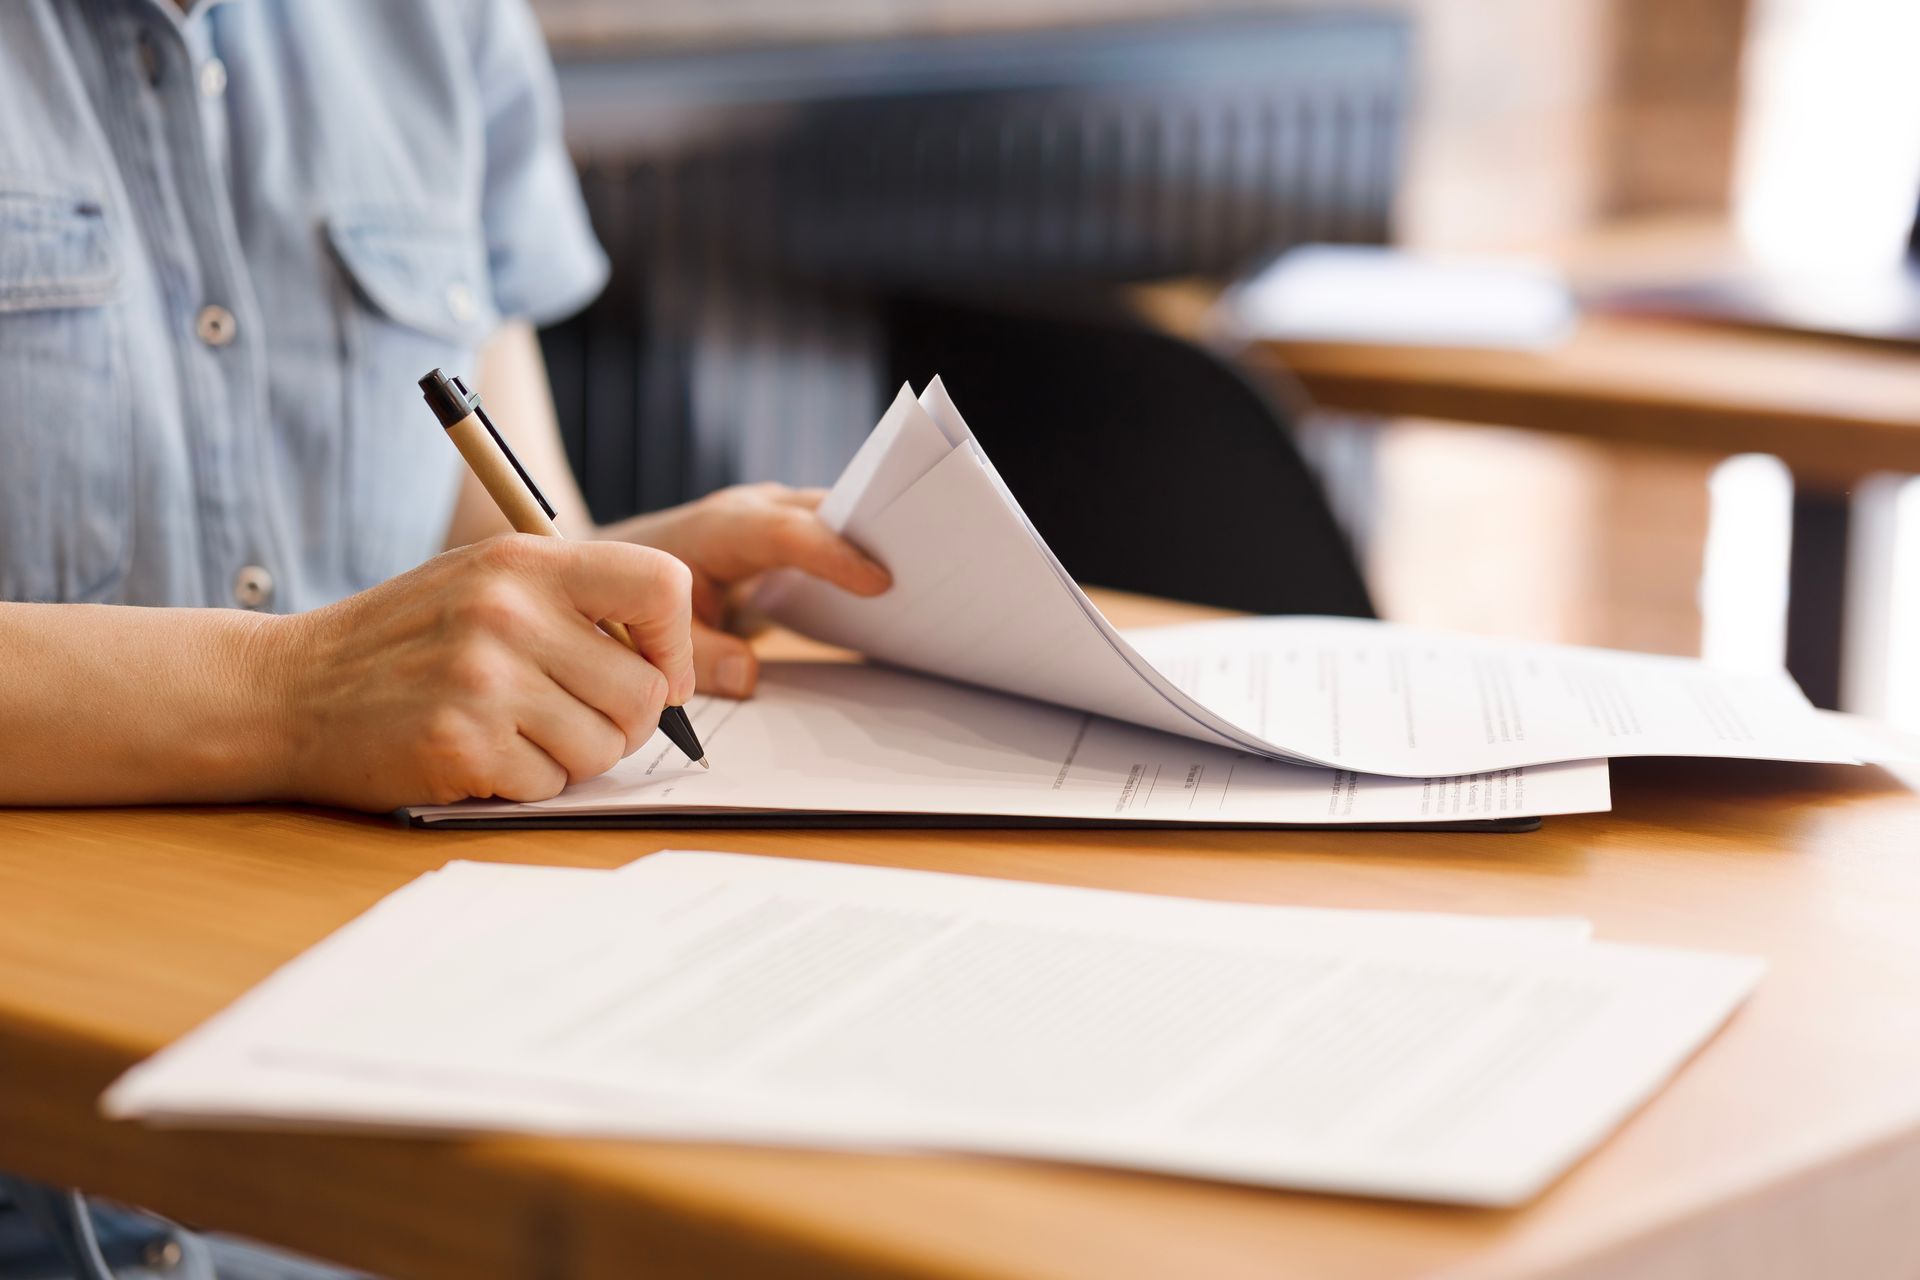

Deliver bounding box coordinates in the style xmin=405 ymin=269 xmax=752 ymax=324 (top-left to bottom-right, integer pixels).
xmin=420 ymin=369 xmax=711 ymax=770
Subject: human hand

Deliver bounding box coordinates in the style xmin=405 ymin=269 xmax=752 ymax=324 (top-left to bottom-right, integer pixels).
xmin=599 ymin=483 xmax=890 ymax=697
xmin=262 ymin=535 xmax=694 ymax=811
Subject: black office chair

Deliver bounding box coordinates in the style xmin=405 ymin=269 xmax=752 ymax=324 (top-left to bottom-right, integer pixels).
xmin=545 ymin=12 xmax=1410 ymax=551
xmin=884 ymin=293 xmax=1374 ymax=619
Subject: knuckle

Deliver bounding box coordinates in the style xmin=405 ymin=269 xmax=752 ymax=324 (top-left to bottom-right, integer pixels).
xmin=458 ymin=578 xmax=536 ymax=638
xmin=610 ymin=669 xmax=669 ymax=741
xmin=554 ymin=722 xmax=624 ymax=784
xmin=474 ymin=533 xmax=540 ymax=573
xmin=421 ymin=706 xmax=469 ymax=753
xmin=419 ymin=708 xmax=494 ymax=794
xmin=650 ymin=550 xmax=694 ymax=599
xmin=768 ymin=509 xmax=815 ymax=555
xmin=638 ymin=667 xmax=670 ymax=715
xmin=580 ymin=728 xmax=625 ymax=781
xmin=445 ymin=644 xmax=515 ymax=700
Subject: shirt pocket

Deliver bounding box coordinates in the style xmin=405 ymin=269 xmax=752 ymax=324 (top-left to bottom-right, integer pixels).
xmin=328 ymin=208 xmax=499 ymax=587
xmin=0 ymin=178 xmax=132 ymax=602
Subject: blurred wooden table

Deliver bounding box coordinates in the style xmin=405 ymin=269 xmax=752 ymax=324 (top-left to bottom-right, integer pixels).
xmin=1148 ymin=220 xmax=1920 ymax=710
xmin=5 ymin=592 xmax=1920 ymax=1279
xmin=1250 ymin=313 xmax=1920 ymax=484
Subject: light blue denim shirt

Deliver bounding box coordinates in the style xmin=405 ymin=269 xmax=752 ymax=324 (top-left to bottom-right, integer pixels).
xmin=0 ymin=0 xmax=608 ymax=611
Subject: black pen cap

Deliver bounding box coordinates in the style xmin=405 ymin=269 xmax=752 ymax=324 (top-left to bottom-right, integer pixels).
xmin=419 ymin=368 xmax=477 ymax=429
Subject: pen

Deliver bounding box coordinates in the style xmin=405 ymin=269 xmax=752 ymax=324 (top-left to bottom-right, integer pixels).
xmin=417 ymin=368 xmax=710 ymax=770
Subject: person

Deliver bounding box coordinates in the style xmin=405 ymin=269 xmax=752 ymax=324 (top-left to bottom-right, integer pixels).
xmin=0 ymin=0 xmax=888 ymax=1274
xmin=0 ymin=0 xmax=890 ymax=811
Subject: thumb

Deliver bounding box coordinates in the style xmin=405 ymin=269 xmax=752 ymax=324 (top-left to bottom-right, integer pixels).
xmin=693 ymin=620 xmax=759 ymax=699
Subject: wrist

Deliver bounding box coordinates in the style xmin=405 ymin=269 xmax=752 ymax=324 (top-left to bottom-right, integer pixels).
xmin=219 ymin=609 xmax=303 ymax=801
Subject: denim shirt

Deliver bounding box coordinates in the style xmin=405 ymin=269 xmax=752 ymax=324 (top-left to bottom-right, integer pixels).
xmin=0 ymin=0 xmax=608 ymax=611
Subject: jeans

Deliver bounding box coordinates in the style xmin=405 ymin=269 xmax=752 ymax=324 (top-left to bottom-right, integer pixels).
xmin=0 ymin=1176 xmax=368 ymax=1280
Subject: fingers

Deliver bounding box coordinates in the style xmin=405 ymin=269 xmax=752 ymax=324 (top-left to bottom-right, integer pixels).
xmin=515 ymin=673 xmax=631 ymax=783
xmin=537 ymin=611 xmax=673 ymax=753
xmin=757 ymin=505 xmax=892 ymax=597
xmin=544 ymin=539 xmax=697 ymax=705
xmin=692 ymin=619 xmax=759 ymax=698
xmin=486 ymin=735 xmax=571 ymax=804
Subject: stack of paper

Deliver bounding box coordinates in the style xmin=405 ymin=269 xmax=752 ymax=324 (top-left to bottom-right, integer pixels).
xmin=755 ymin=378 xmax=1850 ymax=777
xmin=105 ymin=852 xmax=1762 ymax=1207
xmin=1218 ymin=243 xmax=1579 ymax=350
xmin=406 ymin=378 xmax=1852 ymax=832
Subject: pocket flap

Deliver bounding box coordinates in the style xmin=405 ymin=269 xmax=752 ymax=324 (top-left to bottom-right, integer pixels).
xmin=0 ymin=179 xmax=120 ymax=312
xmin=327 ymin=208 xmax=498 ymax=344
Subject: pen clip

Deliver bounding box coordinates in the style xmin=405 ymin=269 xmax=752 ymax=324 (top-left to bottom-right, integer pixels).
xmin=453 ymin=376 xmax=557 ymax=522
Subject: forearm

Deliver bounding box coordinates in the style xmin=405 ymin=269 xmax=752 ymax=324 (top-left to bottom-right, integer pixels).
xmin=0 ymin=603 xmax=291 ymax=806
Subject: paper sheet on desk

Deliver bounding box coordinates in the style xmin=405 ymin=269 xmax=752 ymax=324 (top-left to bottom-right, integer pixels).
xmin=104 ymin=856 xmax=1595 ymax=1133
xmin=408 ymin=662 xmax=1611 ymax=826
xmin=105 ymin=852 xmax=1759 ymax=1208
xmin=754 ymin=380 xmax=1855 ymax=777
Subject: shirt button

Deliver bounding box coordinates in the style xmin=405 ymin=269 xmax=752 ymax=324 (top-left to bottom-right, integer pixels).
xmin=199 ymin=58 xmax=228 ymax=98
xmin=445 ymin=282 xmax=475 ymax=324
xmin=232 ymin=565 xmax=274 ymax=610
xmin=142 ymin=1238 xmax=184 ymax=1271
xmin=196 ymin=304 xmax=237 ymax=347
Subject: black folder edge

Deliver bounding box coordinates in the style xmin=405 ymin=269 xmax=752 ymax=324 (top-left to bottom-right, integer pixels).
xmin=401 ymin=813 xmax=1542 ymax=833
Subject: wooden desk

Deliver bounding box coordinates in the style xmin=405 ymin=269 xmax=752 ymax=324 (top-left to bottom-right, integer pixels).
xmin=1249 ymin=315 xmax=1920 ymax=486
xmin=6 ymin=593 xmax=1920 ymax=1280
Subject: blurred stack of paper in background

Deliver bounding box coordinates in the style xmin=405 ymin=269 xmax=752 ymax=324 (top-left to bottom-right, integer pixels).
xmin=1220 ymin=244 xmax=1579 ymax=349
xmin=106 ymin=851 xmax=1761 ymax=1207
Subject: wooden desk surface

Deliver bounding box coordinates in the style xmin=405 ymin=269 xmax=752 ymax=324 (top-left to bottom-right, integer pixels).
xmin=1249 ymin=316 xmax=1920 ymax=487
xmin=6 ymin=592 xmax=1920 ymax=1280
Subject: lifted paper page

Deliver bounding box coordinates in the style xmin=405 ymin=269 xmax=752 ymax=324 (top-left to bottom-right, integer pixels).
xmin=229 ymin=852 xmax=1761 ymax=1207
xmin=757 ymin=380 xmax=1852 ymax=776
xmin=757 ymin=382 xmax=1319 ymax=762
xmin=408 ymin=663 xmax=1611 ymax=826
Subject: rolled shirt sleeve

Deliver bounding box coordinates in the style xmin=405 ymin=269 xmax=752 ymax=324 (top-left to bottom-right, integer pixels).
xmin=462 ymin=0 xmax=610 ymax=326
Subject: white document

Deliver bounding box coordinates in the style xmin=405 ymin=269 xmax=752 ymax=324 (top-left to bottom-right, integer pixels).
xmin=1817 ymin=709 xmax=1920 ymax=766
xmin=97 ymin=861 xmax=632 ymax=1132
xmin=406 ymin=661 xmax=1611 ymax=826
xmin=106 ymin=853 xmax=1759 ymax=1207
xmin=103 ymin=856 xmax=1593 ymax=1132
xmin=1126 ymin=616 xmax=1853 ymax=778
xmin=754 ymin=380 xmax=1855 ymax=777
xmin=1219 ymin=243 xmax=1578 ymax=350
